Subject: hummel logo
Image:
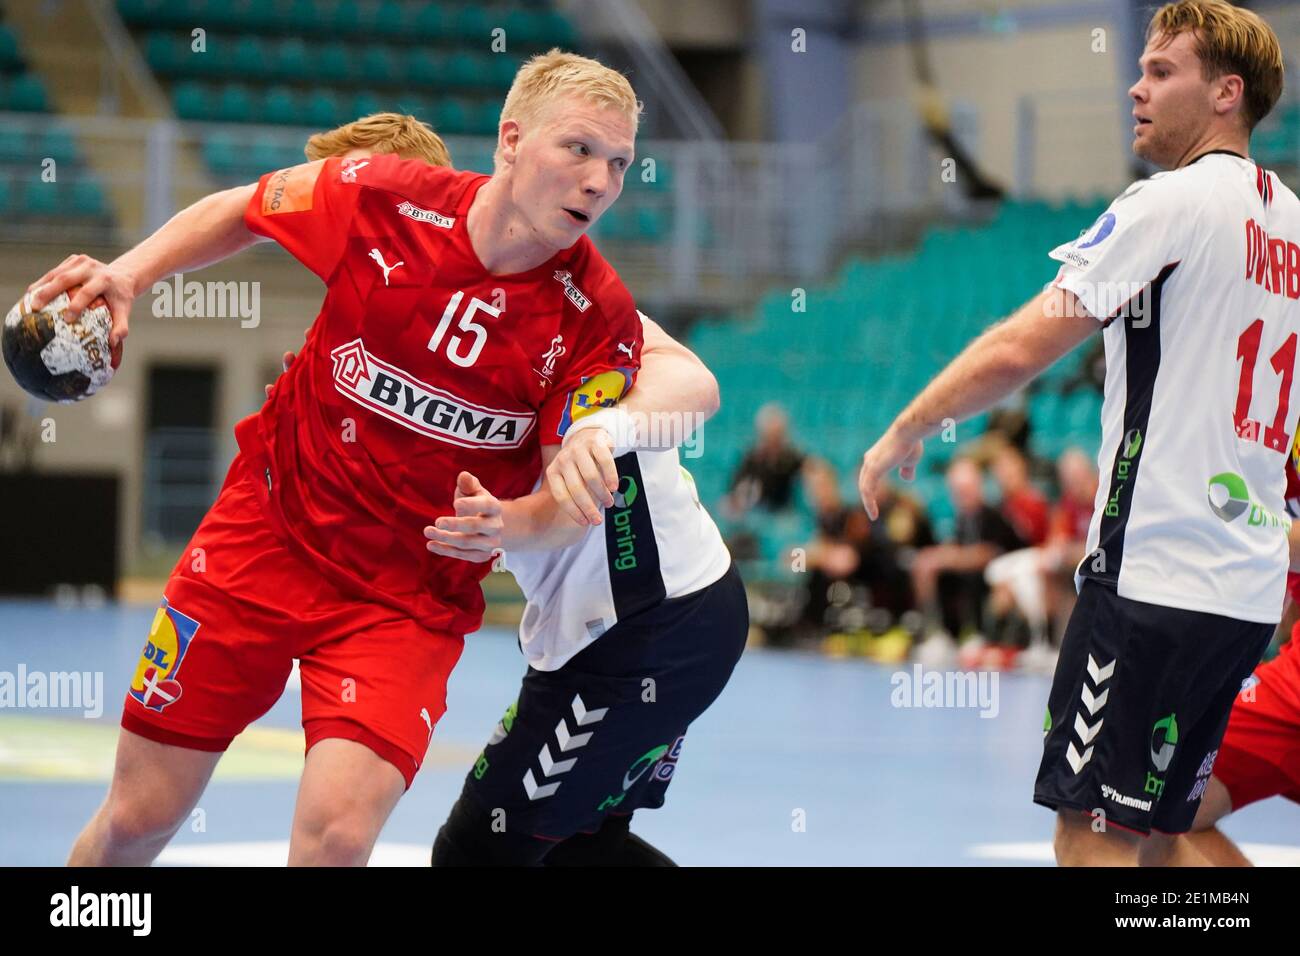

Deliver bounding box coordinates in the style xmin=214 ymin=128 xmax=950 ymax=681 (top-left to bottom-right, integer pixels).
xmin=368 ymin=248 xmax=404 ymax=286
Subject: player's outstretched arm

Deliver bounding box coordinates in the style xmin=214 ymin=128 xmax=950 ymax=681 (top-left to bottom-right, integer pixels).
xmin=859 ymin=285 xmax=1097 ymax=517
xmin=423 ymin=451 xmax=588 ymax=561
xmin=26 ymin=183 xmax=263 ymax=349
xmin=546 ymin=314 xmax=720 ymax=526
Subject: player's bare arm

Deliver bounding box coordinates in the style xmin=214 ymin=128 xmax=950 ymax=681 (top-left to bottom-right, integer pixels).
xmin=26 ymin=183 xmax=264 ymax=348
xmin=424 ymin=317 xmax=722 ymax=559
xmin=546 ymin=314 xmax=719 ymax=525
xmin=859 ymin=285 xmax=1098 ymax=517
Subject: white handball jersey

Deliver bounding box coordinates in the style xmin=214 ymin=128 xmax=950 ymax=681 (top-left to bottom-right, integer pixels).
xmin=504 ymin=447 xmax=732 ymax=671
xmin=1049 ymin=151 xmax=1300 ymax=623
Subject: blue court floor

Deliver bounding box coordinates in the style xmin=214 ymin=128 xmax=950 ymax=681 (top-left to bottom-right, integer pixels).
xmin=1 ymin=600 xmax=1296 ymax=866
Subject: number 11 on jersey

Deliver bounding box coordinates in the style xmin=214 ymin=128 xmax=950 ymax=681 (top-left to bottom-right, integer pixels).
xmin=1235 ymin=317 xmax=1297 ymax=453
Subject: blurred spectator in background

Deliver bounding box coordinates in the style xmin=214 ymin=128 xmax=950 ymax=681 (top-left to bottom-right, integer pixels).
xmin=982 ymin=445 xmax=1099 ymax=669
xmin=724 ymin=403 xmax=807 ymax=517
xmin=796 ymin=461 xmax=914 ymax=635
xmin=871 ymin=479 xmax=937 ymax=556
xmin=1042 ymin=447 xmax=1099 ymax=633
xmin=912 ymin=457 xmax=1024 ymax=642
xmin=992 ymin=443 xmax=1050 ymax=547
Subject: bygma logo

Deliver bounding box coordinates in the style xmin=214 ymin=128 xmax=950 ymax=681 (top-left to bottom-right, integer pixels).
xmin=611 ymin=475 xmax=640 ymax=572
xmin=1207 ymin=472 xmax=1290 ymax=531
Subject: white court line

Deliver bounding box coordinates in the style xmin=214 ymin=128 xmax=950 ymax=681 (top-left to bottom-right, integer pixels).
xmin=967 ymin=841 xmax=1300 ymax=866
xmin=158 ymin=841 xmax=429 ymax=867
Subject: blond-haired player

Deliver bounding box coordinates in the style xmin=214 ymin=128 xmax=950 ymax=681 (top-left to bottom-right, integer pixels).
xmin=859 ymin=1 xmax=1298 ymax=865
xmin=31 ymin=50 xmax=711 ymax=867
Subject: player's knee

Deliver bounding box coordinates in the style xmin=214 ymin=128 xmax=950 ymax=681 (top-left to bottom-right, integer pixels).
xmin=298 ymin=814 xmax=375 ymax=866
xmin=102 ymin=793 xmax=188 ymax=851
xmin=1052 ymin=812 xmax=1097 ymax=867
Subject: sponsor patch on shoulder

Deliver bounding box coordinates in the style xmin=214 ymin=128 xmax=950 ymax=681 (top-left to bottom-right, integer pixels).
xmin=396 ymin=201 xmax=455 ymax=229
xmin=1048 ymin=242 xmax=1092 ymax=269
xmin=262 ymin=160 xmax=324 ymax=216
xmin=553 ymin=270 xmax=591 ymax=312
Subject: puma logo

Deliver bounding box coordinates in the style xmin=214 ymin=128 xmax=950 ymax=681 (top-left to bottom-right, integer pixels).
xmin=368 ymin=248 xmax=404 ymax=286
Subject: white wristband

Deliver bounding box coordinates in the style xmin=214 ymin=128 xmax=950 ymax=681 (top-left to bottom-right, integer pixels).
xmin=561 ymin=406 xmax=638 ymax=458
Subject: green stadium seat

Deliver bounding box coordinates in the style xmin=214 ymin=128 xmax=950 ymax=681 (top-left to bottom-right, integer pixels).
xmin=6 ymin=73 xmax=49 ymax=112
xmin=249 ymin=138 xmax=286 ymax=175
xmin=172 ymin=81 xmax=212 ymax=120
xmin=214 ymin=83 xmax=256 ymax=123
xmin=356 ymin=44 xmax=397 ymax=82
xmin=116 ymin=0 xmax=157 ymax=26
xmin=202 ymin=131 xmax=239 ymax=174
xmin=504 ymin=9 xmax=541 ymax=47
xmin=372 ymin=1 xmax=408 ymax=40
xmin=272 ymin=37 xmax=309 ymax=82
xmin=303 ymin=89 xmax=342 ymax=128
xmin=0 ymin=127 xmax=28 ymax=162
xmin=262 ymin=86 xmax=298 ymax=126
xmin=443 ymin=51 xmax=483 ymax=90
xmin=452 ymin=5 xmax=491 ymax=43
xmin=405 ymin=48 xmax=443 ymax=88
xmin=231 ymin=35 xmax=271 ymax=81
xmin=410 ymin=2 xmax=451 ymax=42
xmin=432 ymin=97 xmax=469 ymax=135
xmin=349 ymin=89 xmax=385 ymax=120
xmin=313 ymin=41 xmax=354 ymax=85
xmin=326 ymin=0 xmax=363 ymax=36
xmin=36 ymin=127 xmax=77 ymax=164
xmin=142 ymin=31 xmax=183 ymax=76
xmin=544 ymin=11 xmax=578 ymax=47
xmin=471 ymin=99 xmax=500 ymax=137
xmin=68 ymin=178 xmax=107 ymax=217
xmin=490 ymin=54 xmax=521 ymax=88
xmin=0 ymin=27 xmax=20 ymax=72
xmin=265 ymin=0 xmax=318 ymax=35
xmin=21 ymin=178 xmax=59 ymax=216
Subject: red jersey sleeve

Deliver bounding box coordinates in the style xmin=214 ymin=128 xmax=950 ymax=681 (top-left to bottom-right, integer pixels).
xmin=244 ymin=153 xmax=463 ymax=282
xmin=244 ymin=157 xmax=357 ymax=281
xmin=539 ymin=254 xmax=643 ymax=445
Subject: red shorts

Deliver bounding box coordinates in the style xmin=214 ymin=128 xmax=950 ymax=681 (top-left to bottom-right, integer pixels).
xmin=1213 ymin=632 xmax=1300 ymax=810
xmin=121 ymin=455 xmax=465 ymax=788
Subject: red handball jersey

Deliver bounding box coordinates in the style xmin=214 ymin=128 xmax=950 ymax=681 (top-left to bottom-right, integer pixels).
xmin=236 ymin=154 xmax=642 ymax=635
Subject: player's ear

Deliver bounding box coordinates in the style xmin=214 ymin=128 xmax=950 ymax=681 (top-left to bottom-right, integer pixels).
xmin=499 ymin=119 xmax=521 ymax=166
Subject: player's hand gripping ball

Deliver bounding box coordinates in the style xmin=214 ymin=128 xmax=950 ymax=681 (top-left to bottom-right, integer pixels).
xmin=3 ymin=285 xmax=120 ymax=402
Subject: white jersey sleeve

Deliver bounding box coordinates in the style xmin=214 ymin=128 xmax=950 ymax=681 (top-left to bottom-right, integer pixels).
xmin=1049 ymin=175 xmax=1202 ymax=324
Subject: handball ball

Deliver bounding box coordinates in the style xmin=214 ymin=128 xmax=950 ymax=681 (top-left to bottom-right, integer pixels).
xmin=2 ymin=285 xmax=117 ymax=403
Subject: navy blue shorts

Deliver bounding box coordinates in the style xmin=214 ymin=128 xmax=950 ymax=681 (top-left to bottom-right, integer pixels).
xmin=462 ymin=562 xmax=749 ymax=840
xmin=1034 ymin=579 xmax=1273 ymax=835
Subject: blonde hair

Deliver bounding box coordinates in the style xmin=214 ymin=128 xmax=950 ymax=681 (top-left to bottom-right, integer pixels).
xmin=1148 ymin=0 xmax=1284 ymax=130
xmin=305 ymin=112 xmax=452 ymax=167
xmin=497 ymin=49 xmax=641 ymax=159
